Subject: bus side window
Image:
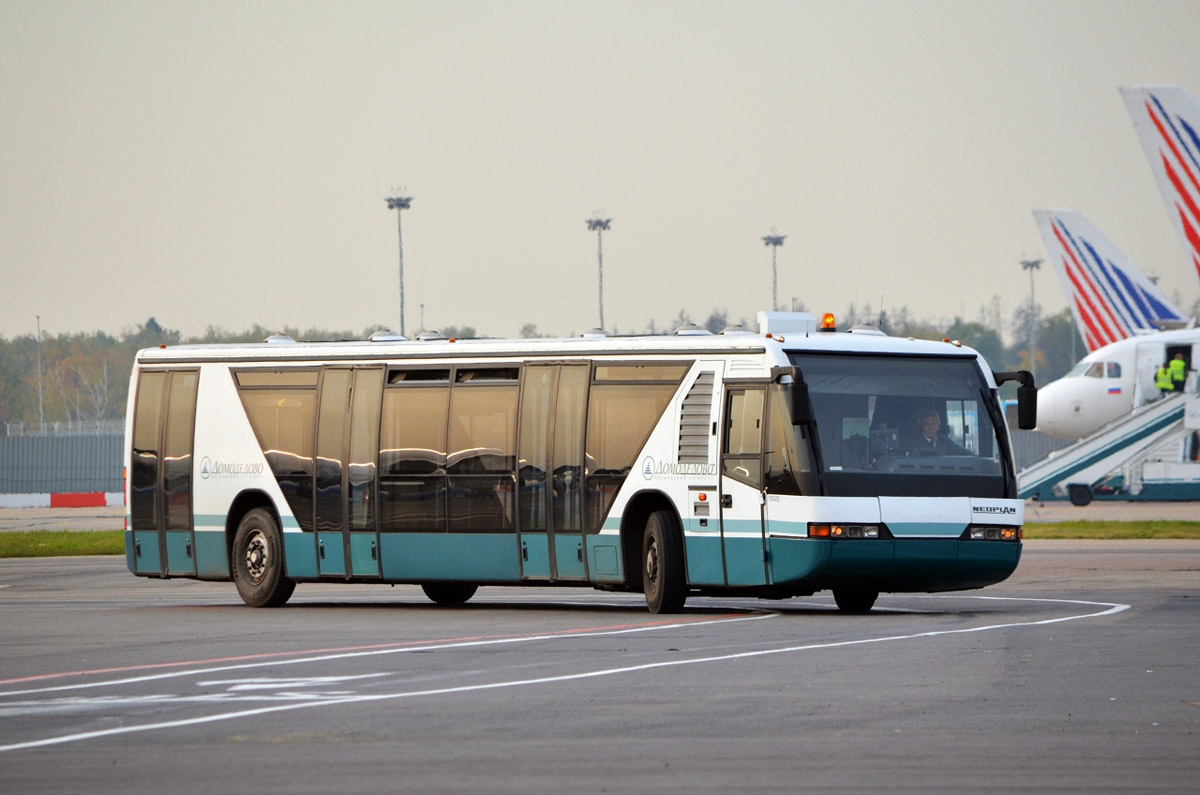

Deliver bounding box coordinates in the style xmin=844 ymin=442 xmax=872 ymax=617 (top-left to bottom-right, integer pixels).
xmin=239 ymin=387 xmax=317 ymax=531
xmin=722 ymin=388 xmax=764 ymax=486
xmin=378 ymin=385 xmax=449 ymax=532
xmin=446 ymin=382 xmax=519 ymax=532
xmin=585 ymin=381 xmax=677 ymax=531
xmin=764 ymin=385 xmax=803 ymax=495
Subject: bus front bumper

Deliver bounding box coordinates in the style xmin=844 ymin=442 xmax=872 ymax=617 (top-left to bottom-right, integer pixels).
xmin=767 ymin=536 xmax=1022 ymax=593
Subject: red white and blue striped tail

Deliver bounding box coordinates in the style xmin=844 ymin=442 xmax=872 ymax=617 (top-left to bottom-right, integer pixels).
xmin=1032 ymin=209 xmax=1185 ymax=353
xmin=1121 ymin=84 xmax=1200 ymax=291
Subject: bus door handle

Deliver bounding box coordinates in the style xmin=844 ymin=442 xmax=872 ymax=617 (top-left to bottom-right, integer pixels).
xmin=721 ymin=494 xmax=732 ymax=509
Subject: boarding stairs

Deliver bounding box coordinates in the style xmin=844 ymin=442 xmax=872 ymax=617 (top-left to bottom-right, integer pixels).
xmin=1018 ymin=391 xmax=1189 ymax=501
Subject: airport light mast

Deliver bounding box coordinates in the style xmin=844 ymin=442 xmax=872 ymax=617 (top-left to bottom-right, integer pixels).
xmin=385 ymin=193 xmax=413 ymax=337
xmin=1021 ymin=257 xmax=1043 ymax=382
xmin=36 ymin=314 xmax=44 ymax=432
xmin=762 ymin=230 xmax=786 ymax=311
xmin=587 ymin=215 xmax=612 ymax=330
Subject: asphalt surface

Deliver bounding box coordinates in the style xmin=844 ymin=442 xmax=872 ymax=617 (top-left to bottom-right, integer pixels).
xmin=1 ymin=542 xmax=1198 ymax=793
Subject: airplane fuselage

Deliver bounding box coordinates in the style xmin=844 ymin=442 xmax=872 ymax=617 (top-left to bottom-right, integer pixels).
xmin=1036 ymin=328 xmax=1198 ymax=441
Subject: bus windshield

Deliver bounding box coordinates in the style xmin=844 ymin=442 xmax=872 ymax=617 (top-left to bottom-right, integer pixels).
xmin=788 ymin=353 xmax=1011 ymax=498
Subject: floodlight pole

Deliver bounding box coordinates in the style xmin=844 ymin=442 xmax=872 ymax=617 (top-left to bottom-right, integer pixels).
xmin=385 ymin=194 xmax=413 ymax=336
xmin=586 ymin=216 xmax=612 ymax=329
xmin=762 ymin=231 xmax=786 ymax=311
xmin=1021 ymin=257 xmax=1043 ymax=383
xmin=36 ymin=314 xmax=44 ymax=432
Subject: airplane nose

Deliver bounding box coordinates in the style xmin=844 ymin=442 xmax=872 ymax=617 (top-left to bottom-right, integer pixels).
xmin=1035 ymin=385 xmax=1059 ymax=434
xmin=1034 ymin=381 xmax=1078 ymax=438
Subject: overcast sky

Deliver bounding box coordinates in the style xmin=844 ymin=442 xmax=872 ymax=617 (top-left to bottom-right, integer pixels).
xmin=4 ymin=0 xmax=1200 ymax=342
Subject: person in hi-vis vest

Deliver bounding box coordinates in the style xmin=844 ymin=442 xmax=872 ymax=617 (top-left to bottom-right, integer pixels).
xmin=1168 ymin=353 xmax=1187 ymax=391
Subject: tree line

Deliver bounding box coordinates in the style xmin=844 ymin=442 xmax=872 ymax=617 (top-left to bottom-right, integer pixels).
xmin=0 ymin=302 xmax=1085 ymax=427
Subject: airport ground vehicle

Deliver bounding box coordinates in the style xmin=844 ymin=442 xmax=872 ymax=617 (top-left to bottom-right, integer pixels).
xmin=124 ymin=313 xmax=1033 ymax=613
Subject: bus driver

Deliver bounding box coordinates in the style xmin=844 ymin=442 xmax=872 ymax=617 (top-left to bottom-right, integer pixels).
xmin=907 ymin=411 xmax=970 ymax=457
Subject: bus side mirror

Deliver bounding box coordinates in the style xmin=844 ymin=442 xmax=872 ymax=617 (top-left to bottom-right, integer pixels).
xmin=790 ymin=382 xmax=814 ymax=425
xmin=994 ymin=370 xmax=1038 ymax=430
xmin=1017 ymin=384 xmax=1038 ymax=430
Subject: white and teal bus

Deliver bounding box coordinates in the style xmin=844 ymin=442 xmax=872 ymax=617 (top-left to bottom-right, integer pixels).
xmin=124 ymin=312 xmax=1036 ymax=613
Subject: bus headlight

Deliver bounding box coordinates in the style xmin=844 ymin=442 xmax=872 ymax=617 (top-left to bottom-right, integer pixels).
xmin=809 ymin=523 xmax=881 ymax=539
xmin=967 ymin=526 xmax=1021 ymax=542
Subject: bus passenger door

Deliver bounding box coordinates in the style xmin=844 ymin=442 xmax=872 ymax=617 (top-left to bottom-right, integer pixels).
xmin=314 ymin=368 xmax=383 ymax=578
xmin=130 ymin=369 xmax=199 ymax=577
xmin=720 ymin=386 xmax=768 ymax=587
xmin=517 ymin=364 xmax=589 ymax=581
xmin=346 ymin=368 xmax=384 ymax=577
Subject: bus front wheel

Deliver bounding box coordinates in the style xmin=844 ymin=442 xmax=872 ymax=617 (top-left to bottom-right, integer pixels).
xmin=833 ymin=589 xmax=878 ymax=614
xmin=421 ymin=583 xmax=478 ymax=605
xmin=642 ymin=510 xmax=686 ymax=614
xmin=232 ymin=508 xmax=295 ymax=608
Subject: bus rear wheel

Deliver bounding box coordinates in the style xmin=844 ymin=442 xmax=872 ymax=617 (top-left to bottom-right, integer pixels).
xmin=642 ymin=510 xmax=686 ymax=614
xmin=232 ymin=508 xmax=295 ymax=608
xmin=421 ymin=583 xmax=478 ymax=605
xmin=833 ymin=589 xmax=878 ymax=614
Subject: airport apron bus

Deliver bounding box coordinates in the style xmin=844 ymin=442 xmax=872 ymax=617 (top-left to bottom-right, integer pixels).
xmin=123 ymin=312 xmax=1036 ymax=614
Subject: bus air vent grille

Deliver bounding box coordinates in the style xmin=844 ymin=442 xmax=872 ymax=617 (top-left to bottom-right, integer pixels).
xmin=678 ymin=371 xmax=715 ymax=464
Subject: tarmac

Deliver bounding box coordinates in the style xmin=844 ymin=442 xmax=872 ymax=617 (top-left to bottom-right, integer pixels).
xmin=0 ymin=500 xmax=1195 ymax=532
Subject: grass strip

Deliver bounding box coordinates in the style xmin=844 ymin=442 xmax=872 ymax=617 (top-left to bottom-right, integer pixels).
xmin=1023 ymin=521 xmax=1200 ymax=540
xmin=0 ymin=530 xmax=126 ymax=558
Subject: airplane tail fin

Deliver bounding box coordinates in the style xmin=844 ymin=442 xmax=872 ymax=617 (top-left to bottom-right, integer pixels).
xmin=1120 ymin=85 xmax=1200 ymax=288
xmin=1032 ymin=209 xmax=1184 ymax=353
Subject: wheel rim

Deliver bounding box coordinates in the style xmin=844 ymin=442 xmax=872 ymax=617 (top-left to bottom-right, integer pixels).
xmin=645 ymin=536 xmax=659 ymax=595
xmin=244 ymin=529 xmax=268 ymax=584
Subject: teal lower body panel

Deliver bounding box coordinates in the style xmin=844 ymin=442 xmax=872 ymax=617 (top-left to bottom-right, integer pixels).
xmin=768 ymin=537 xmax=831 ymax=584
xmin=350 ymin=533 xmax=380 ymax=576
xmin=165 ymin=531 xmax=195 ymax=576
xmin=132 ymin=531 xmax=160 ymax=574
xmin=520 ymin=533 xmax=551 ymax=578
xmin=724 ymin=535 xmax=767 ymax=586
xmin=554 ymin=533 xmax=586 ymax=579
xmin=317 ymin=532 xmax=346 ymax=576
xmin=124 ymin=531 xmax=136 ymax=573
xmin=587 ymin=538 xmax=622 ymax=581
xmin=284 ymin=533 xmax=319 ymax=579
xmin=889 ymin=539 xmax=959 ymax=575
xmin=127 ymin=529 xmax=226 ymax=580
xmin=194 ymin=530 xmax=229 ymax=579
xmin=957 ymin=540 xmax=1023 ymax=583
xmin=684 ymin=532 xmax=725 ymax=586
xmin=380 ymin=533 xmax=521 ymax=582
xmin=768 ymin=538 xmax=1021 ymax=592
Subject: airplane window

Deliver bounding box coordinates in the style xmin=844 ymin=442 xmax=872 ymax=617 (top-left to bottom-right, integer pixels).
xmin=1066 ymin=361 xmax=1089 ymax=377
xmin=1084 ymin=362 xmax=1105 ymax=378
xmin=1106 ymin=362 xmax=1121 ymax=378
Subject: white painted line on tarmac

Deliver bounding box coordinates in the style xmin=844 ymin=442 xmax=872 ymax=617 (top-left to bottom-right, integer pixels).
xmin=0 ymin=612 xmax=774 ymax=698
xmin=0 ymin=596 xmax=1129 ymax=753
